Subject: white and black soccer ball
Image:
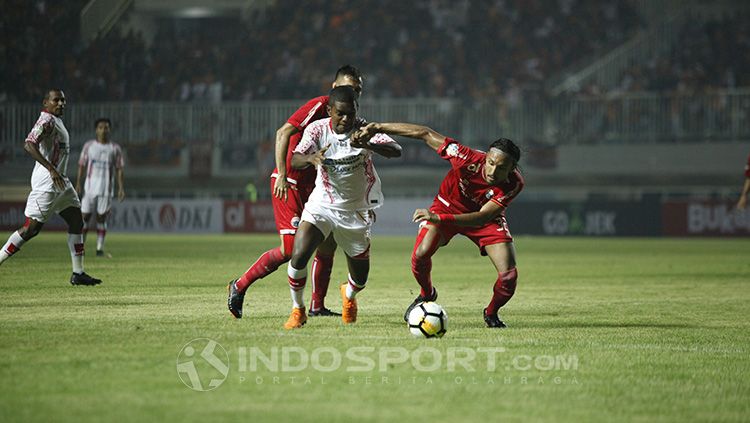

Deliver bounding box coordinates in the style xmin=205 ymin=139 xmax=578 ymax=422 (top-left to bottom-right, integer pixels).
xmin=407 ymin=302 xmax=447 ymax=338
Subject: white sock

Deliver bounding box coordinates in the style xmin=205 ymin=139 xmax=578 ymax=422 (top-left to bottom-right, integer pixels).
xmin=290 ymin=287 xmax=305 ymax=308
xmin=287 ymin=264 xmax=308 ymax=309
xmin=96 ymin=222 xmax=106 ymax=251
xmin=346 ymin=274 xmax=366 ymax=300
xmin=67 ymin=233 xmax=84 ymax=274
xmin=1 ymin=231 xmax=26 ymax=264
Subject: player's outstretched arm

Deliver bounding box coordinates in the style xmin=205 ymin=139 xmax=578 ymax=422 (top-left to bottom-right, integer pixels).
xmin=23 ymin=141 xmax=65 ymax=190
xmin=356 ymin=122 xmax=445 ymax=151
xmin=413 ymin=200 xmax=505 ymax=227
xmin=274 ymin=123 xmax=299 ymax=200
xmin=349 ymin=134 xmax=402 ymax=158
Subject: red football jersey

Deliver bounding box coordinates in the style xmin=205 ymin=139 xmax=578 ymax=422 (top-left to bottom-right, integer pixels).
xmin=272 ymin=95 xmax=329 ymax=187
xmin=433 ymin=138 xmax=524 ymax=214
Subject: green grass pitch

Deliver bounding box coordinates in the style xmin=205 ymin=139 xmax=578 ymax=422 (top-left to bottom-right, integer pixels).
xmin=1 ymin=233 xmax=749 ymax=422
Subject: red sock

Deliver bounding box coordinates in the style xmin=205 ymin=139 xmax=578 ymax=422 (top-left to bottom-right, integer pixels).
xmin=486 ymin=268 xmax=518 ymax=315
xmin=235 ymin=247 xmax=289 ymax=292
xmin=310 ymin=252 xmax=334 ymax=311
xmin=411 ymin=227 xmax=440 ymax=297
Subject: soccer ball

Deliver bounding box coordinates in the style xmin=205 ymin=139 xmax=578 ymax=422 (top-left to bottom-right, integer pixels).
xmin=407 ymin=302 xmax=448 ymax=338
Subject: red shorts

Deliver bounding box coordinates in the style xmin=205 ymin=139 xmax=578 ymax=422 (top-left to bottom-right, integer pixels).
xmin=426 ymin=201 xmax=513 ymax=256
xmin=270 ymin=176 xmax=314 ymax=235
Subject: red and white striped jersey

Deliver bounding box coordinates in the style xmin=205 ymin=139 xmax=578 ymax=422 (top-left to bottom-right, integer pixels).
xmin=26 ymin=111 xmax=71 ymax=192
xmin=294 ymin=118 xmax=397 ymax=211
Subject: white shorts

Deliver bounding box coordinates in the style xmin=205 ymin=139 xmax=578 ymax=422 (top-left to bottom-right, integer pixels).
xmin=81 ymin=193 xmax=113 ymax=215
xmin=301 ymin=202 xmax=374 ymax=258
xmin=24 ymin=187 xmax=82 ymax=223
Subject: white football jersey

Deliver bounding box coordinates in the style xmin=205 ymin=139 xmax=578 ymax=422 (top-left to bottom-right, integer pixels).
xmin=79 ymin=140 xmax=124 ymax=197
xmin=26 ymin=111 xmax=71 ymax=192
xmin=294 ymin=118 xmax=397 ymax=211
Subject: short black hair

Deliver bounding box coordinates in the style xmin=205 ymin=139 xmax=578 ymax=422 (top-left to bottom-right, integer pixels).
xmin=489 ymin=138 xmax=520 ymax=163
xmin=95 ymin=117 xmax=112 ymax=129
xmin=328 ymin=85 xmax=359 ymax=107
xmin=334 ymin=65 xmax=362 ymax=82
xmin=44 ymin=89 xmax=64 ymax=100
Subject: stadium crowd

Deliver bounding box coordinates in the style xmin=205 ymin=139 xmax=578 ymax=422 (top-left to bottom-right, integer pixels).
xmin=3 ymin=0 xmax=643 ymax=104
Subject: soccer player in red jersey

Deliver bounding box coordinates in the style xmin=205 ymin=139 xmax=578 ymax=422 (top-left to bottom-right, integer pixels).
xmin=227 ymin=66 xmax=363 ymax=319
xmin=356 ymin=122 xmax=524 ymax=328
xmin=736 ymin=153 xmax=750 ymax=210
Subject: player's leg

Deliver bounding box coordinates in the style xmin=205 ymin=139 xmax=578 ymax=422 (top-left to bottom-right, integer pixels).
xmin=94 ymin=195 xmax=112 ymax=256
xmin=0 ymin=218 xmax=43 ymax=265
xmin=80 ymin=192 xmax=94 ymax=242
xmin=59 ymin=205 xmax=102 ymax=286
xmin=232 ymin=180 xmax=300 ymax=294
xmin=333 ymin=210 xmax=375 ymax=324
xmin=284 ymin=220 xmax=326 ymax=329
xmin=94 ymin=213 xmax=108 ymax=256
xmin=403 ymin=223 xmax=448 ymax=321
xmin=1 ymin=190 xmax=52 ymax=266
xmin=483 ymin=241 xmax=518 ymax=328
xmin=309 ymin=234 xmax=340 ymax=316
xmin=340 ymin=252 xmax=369 ymax=324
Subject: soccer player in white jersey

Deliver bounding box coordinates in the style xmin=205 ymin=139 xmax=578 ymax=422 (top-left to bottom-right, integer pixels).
xmin=75 ymin=118 xmax=125 ymax=257
xmin=0 ymin=89 xmax=102 ymax=285
xmin=282 ymin=86 xmax=402 ymax=329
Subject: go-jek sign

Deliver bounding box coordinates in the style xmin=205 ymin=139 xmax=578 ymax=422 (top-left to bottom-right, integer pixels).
xmin=109 ymin=199 xmax=223 ymax=233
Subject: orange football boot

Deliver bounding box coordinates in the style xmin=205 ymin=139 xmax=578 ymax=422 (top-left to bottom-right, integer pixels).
xmin=284 ymin=306 xmax=307 ymax=330
xmin=340 ymin=283 xmax=358 ymax=324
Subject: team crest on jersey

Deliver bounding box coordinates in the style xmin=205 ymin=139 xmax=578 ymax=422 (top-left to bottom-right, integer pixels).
xmin=291 ymin=216 xmax=300 ymax=228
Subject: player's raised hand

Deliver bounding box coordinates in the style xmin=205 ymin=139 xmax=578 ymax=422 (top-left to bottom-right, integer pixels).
xmin=354 ymin=122 xmax=379 ymax=144
xmin=349 ymin=131 xmax=370 ymax=149
xmin=273 ymin=175 xmax=289 ymax=200
xmin=412 ymin=208 xmax=438 ymax=223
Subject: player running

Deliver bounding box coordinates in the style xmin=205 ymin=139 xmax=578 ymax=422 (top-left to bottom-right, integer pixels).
xmin=75 ymin=118 xmax=125 ymax=257
xmin=356 ymin=121 xmax=523 ymax=328
xmin=0 ymin=89 xmax=102 ymax=285
xmin=227 ymin=66 xmax=364 ymax=319
xmin=282 ymin=86 xmax=401 ymax=329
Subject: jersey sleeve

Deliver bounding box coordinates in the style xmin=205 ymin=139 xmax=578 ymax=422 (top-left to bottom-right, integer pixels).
xmin=287 ymin=96 xmax=327 ymax=131
xmin=294 ymin=121 xmax=323 ymax=155
xmin=489 ymin=169 xmax=525 ymax=208
xmin=368 ymin=133 xmax=397 ymax=146
xmin=436 ymin=137 xmax=482 ymax=170
xmin=25 ymin=114 xmax=54 ymax=145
